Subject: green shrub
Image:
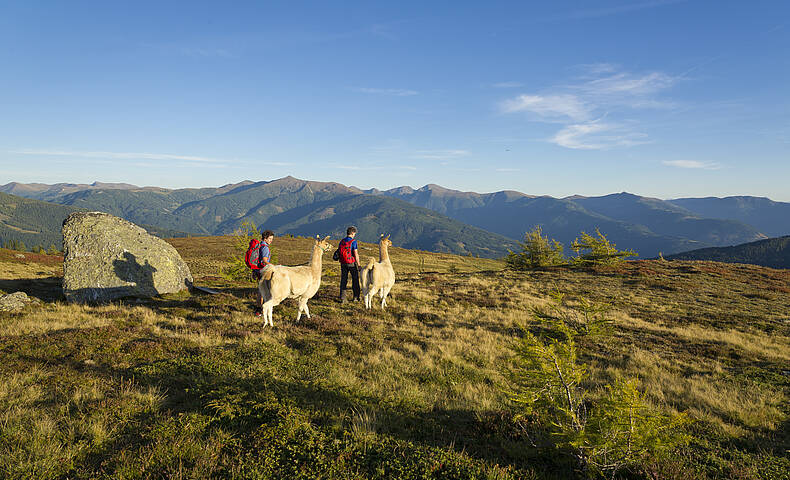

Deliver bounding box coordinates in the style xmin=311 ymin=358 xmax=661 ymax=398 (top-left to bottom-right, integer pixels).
xmin=506 ymin=226 xmax=566 ymax=270
xmin=570 ymin=229 xmax=636 ymax=267
xmin=221 ymin=221 xmax=261 ymax=282
xmin=508 ymin=294 xmax=688 ymax=477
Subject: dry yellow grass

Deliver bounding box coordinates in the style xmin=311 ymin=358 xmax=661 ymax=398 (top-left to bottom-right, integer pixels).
xmin=0 ymin=242 xmax=788 ymax=478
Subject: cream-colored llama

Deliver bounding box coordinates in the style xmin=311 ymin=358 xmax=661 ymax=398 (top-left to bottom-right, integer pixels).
xmin=360 ymin=234 xmax=395 ymax=309
xmin=258 ymin=236 xmax=332 ymax=327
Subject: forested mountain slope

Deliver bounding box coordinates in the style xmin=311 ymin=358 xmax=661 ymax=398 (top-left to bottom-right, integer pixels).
xmin=666 ymin=235 xmax=790 ymax=268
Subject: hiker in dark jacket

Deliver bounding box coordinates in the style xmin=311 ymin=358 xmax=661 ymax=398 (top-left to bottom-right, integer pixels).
xmin=337 ymin=226 xmax=361 ymax=303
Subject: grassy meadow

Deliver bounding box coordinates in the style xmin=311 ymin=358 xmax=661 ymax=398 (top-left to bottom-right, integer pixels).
xmin=0 ymin=236 xmax=788 ymax=479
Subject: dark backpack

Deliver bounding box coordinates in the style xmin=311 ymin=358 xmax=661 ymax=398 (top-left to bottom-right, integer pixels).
xmin=338 ymin=238 xmax=356 ymax=264
xmin=245 ymin=239 xmax=261 ymax=270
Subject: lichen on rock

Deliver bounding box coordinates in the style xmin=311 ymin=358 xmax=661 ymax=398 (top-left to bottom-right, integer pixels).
xmin=62 ymin=212 xmax=192 ymax=303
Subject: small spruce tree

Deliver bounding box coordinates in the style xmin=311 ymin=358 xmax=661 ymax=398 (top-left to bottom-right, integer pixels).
xmin=221 ymin=221 xmax=261 ymax=282
xmin=570 ymin=229 xmax=636 ymax=268
xmin=506 ymin=226 xmax=566 ymax=270
xmin=509 ymin=294 xmax=688 ymax=477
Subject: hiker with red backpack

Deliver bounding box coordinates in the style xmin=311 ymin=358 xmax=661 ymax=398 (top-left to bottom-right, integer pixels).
xmin=336 ymin=226 xmax=361 ymax=303
xmin=245 ymin=230 xmax=274 ymax=316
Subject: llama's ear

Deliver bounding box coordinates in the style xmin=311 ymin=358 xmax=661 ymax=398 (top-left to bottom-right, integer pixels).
xmin=380 ymin=234 xmax=384 ymax=238
xmin=322 ymin=235 xmax=330 ymax=242
xmin=385 ymin=234 xmax=390 ymax=240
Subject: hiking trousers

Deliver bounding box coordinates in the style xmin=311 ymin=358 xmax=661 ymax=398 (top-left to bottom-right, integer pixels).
xmin=340 ymin=263 xmax=360 ymax=300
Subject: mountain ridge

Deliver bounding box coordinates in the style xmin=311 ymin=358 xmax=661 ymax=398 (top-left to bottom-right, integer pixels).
xmin=3 ymin=178 xmax=787 ymax=259
xmin=0 ymin=180 xmax=518 ymax=257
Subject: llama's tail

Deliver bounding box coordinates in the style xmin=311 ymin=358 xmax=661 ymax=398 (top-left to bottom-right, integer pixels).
xmin=258 ymin=264 xmax=276 ymax=299
xmin=360 ymin=258 xmax=375 ymax=291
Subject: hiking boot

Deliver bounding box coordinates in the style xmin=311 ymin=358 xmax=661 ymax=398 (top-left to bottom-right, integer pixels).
xmin=339 ymin=290 xmax=348 ymax=304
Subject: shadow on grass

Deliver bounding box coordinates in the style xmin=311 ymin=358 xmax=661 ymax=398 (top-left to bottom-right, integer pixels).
xmin=112 ymin=352 xmax=545 ymax=473
xmin=8 ymin=331 xmax=552 ymax=476
xmin=0 ymin=276 xmax=63 ymax=302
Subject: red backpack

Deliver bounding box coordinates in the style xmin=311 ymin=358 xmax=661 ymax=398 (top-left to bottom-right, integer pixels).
xmin=338 ymin=238 xmax=356 ymax=264
xmin=245 ymin=239 xmax=262 ymax=270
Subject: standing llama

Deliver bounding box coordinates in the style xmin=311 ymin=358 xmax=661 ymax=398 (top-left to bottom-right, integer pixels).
xmin=258 ymin=235 xmax=332 ymax=327
xmin=360 ymin=234 xmax=395 ymax=309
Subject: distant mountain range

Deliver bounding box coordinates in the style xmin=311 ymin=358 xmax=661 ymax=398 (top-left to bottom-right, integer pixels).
xmin=668 ymin=197 xmax=790 ymax=238
xmin=0 ymin=178 xmax=517 ymax=258
xmin=666 ymin=235 xmax=790 ymax=269
xmin=375 ymin=186 xmax=767 ymax=257
xmin=2 ymin=177 xmax=788 ymax=260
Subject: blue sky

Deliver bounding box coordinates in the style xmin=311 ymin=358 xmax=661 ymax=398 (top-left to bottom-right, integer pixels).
xmin=1 ymin=1 xmax=788 ymax=200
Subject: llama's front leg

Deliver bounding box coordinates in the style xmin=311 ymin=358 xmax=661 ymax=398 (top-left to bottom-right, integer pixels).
xmin=381 ymin=287 xmax=391 ymax=309
xmin=296 ymin=299 xmax=306 ymax=322
xmin=370 ymin=288 xmax=380 ymax=309
xmin=261 ymin=300 xmax=270 ymax=325
xmin=303 ymin=302 xmax=310 ymax=319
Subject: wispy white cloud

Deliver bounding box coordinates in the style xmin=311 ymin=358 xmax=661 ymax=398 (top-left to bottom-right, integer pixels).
xmin=179 ymin=47 xmax=234 ymax=58
xmin=501 ymin=94 xmax=591 ymax=121
xmin=551 ymin=122 xmax=649 ymax=150
xmin=11 ymin=149 xmax=293 ymax=167
xmin=577 ymin=71 xmax=677 ymax=99
xmin=367 ymin=24 xmax=398 ymax=40
xmin=13 ymin=149 xmax=225 ymax=163
xmin=261 ymin=161 xmax=295 ymax=167
xmin=332 ymin=163 xmax=416 ymax=171
xmin=576 ymin=63 xmax=619 ymax=76
xmin=492 ymin=81 xmax=524 ymax=88
xmin=352 ymin=87 xmax=418 ymax=96
xmin=563 ymin=0 xmax=688 ymax=20
xmin=495 ymin=168 xmax=520 ymax=172
xmin=662 ymin=160 xmax=722 ymax=170
xmin=140 ymin=42 xmax=236 ymax=59
xmin=502 ymin=65 xmax=680 ymax=150
xmin=411 ymin=149 xmax=470 ymax=160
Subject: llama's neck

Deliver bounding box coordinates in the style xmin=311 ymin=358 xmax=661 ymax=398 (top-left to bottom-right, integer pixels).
xmin=310 ymin=245 xmax=324 ymax=276
xmin=379 ymin=242 xmax=390 ymax=263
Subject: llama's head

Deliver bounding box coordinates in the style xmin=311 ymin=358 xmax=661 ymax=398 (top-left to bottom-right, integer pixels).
xmin=315 ymin=235 xmax=332 ymax=252
xmin=380 ymin=234 xmax=392 ymax=248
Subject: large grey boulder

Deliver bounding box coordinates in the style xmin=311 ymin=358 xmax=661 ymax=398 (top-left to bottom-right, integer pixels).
xmin=62 ymin=212 xmax=192 ymax=303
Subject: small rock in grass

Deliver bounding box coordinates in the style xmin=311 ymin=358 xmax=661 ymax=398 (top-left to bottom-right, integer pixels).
xmin=0 ymin=291 xmax=34 ymax=311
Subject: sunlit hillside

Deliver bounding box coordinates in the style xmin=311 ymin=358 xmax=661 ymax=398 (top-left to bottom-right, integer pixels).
xmin=0 ymin=236 xmax=787 ymax=479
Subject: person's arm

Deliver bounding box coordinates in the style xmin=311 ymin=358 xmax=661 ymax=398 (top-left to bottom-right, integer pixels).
xmin=353 ymin=241 xmax=361 ymax=266
xmin=259 ymin=245 xmax=271 ymax=267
